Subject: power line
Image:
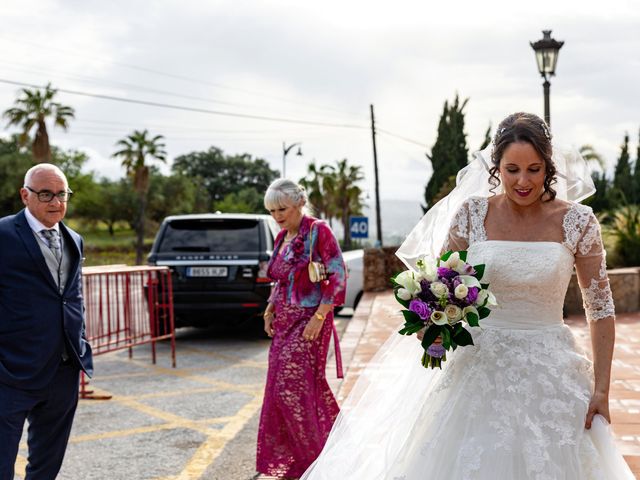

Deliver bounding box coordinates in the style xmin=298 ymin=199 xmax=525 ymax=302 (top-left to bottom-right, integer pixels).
xmin=0 ymin=35 xmax=365 ymax=119
xmin=377 ymin=127 xmax=428 ymax=149
xmin=1 ymin=76 xmax=429 ymax=152
xmin=0 ymin=58 xmax=367 ymax=124
xmin=0 ymin=78 xmax=369 ymax=130
xmin=73 ymin=117 xmax=325 ymax=135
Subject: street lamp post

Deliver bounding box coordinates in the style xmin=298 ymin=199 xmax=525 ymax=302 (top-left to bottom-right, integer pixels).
xmin=282 ymin=142 xmax=303 ymax=178
xmin=530 ymin=30 xmax=564 ymax=127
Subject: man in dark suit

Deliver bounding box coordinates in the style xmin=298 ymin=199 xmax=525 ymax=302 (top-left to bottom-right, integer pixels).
xmin=0 ymin=163 xmax=93 ymax=480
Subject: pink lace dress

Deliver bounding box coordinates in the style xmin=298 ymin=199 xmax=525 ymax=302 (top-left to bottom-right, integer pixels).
xmin=256 ymin=218 xmax=345 ymax=478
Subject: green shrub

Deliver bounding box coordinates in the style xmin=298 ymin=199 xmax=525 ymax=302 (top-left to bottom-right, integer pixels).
xmin=605 ymin=206 xmax=640 ymax=267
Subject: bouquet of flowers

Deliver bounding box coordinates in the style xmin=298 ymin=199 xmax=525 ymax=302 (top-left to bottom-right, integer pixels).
xmin=391 ymin=251 xmax=497 ymax=369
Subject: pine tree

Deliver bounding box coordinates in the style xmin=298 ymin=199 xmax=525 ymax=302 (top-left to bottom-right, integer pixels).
xmin=422 ymin=95 xmax=469 ymax=212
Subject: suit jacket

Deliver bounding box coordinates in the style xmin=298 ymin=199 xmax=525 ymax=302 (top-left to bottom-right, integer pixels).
xmin=0 ymin=209 xmax=93 ymax=390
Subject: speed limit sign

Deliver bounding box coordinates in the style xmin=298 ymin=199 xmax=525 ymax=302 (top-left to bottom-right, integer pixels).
xmin=349 ymin=216 xmax=369 ymax=239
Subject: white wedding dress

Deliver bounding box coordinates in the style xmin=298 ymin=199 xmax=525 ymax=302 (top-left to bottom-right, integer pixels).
xmin=301 ymin=197 xmax=634 ymax=480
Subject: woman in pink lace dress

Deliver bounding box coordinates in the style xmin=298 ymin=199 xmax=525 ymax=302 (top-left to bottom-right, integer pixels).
xmin=256 ymin=179 xmax=347 ymax=479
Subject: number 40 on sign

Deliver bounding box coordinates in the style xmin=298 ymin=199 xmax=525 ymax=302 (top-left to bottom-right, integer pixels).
xmin=349 ymin=216 xmax=369 ymax=239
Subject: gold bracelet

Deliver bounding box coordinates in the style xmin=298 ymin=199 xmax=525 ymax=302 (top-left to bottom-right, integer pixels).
xmin=314 ymin=312 xmax=326 ymax=322
xmin=264 ymin=311 xmax=274 ymax=319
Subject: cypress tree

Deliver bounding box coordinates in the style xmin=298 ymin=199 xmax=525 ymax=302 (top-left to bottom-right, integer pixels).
xmin=422 ymin=95 xmax=469 ymax=212
xmin=479 ymin=124 xmax=492 ymax=151
xmin=633 ymin=128 xmax=640 ymax=204
xmin=613 ymin=133 xmax=633 ymax=205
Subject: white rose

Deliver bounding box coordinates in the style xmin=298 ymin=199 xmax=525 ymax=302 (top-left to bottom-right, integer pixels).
xmin=429 ymin=281 xmax=448 ymax=298
xmin=430 ymin=310 xmax=448 ymax=326
xmin=397 ymin=288 xmax=412 ymax=301
xmin=395 ymin=271 xmax=421 ymax=296
xmin=454 ymin=283 xmax=469 ymax=299
xmin=444 ymin=304 xmax=463 ymax=323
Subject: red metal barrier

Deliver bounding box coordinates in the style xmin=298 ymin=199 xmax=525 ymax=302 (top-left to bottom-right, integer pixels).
xmin=81 ymin=265 xmax=176 ymax=399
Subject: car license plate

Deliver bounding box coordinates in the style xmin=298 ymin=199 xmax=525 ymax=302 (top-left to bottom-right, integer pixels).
xmin=186 ymin=266 xmax=228 ymax=277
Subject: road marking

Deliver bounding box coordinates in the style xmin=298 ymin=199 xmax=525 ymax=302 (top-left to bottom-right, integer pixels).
xmin=123 ymin=358 xmax=264 ymax=395
xmin=170 ymin=395 xmax=264 ymax=480
xmin=15 ymin=347 xmax=268 ymax=479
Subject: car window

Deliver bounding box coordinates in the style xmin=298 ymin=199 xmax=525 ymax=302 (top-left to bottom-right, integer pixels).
xmin=159 ymin=219 xmax=260 ymax=253
xmin=266 ymin=216 xmax=280 ymax=241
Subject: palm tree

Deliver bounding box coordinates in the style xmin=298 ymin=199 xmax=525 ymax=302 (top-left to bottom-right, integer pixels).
xmin=579 ymin=144 xmax=605 ymax=171
xmin=113 ymin=130 xmax=167 ymax=264
xmin=331 ymin=159 xmax=364 ymax=249
xmin=3 ymin=83 xmax=75 ymax=163
xmin=300 ymin=162 xmax=337 ymax=224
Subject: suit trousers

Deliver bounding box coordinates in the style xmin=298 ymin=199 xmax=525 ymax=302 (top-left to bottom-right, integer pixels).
xmin=0 ymin=361 xmax=80 ymax=480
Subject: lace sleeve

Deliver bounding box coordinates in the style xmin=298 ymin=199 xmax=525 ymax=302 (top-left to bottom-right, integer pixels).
xmin=442 ymin=200 xmax=470 ymax=252
xmin=571 ymin=207 xmax=615 ymax=322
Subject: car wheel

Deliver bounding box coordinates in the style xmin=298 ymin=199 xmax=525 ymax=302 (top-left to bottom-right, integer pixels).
xmin=353 ymin=291 xmax=363 ymax=311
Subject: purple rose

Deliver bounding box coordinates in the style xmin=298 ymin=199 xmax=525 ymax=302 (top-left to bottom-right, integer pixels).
xmin=409 ymin=299 xmax=431 ymax=320
xmin=437 ymin=267 xmax=458 ymax=280
xmin=427 ymin=343 xmax=446 ymax=358
xmin=466 ymin=287 xmax=479 ymax=303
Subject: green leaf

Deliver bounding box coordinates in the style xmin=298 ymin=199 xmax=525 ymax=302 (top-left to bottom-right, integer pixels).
xmin=473 ymin=264 xmax=485 ymax=279
xmin=466 ymin=312 xmax=479 ymax=327
xmin=458 ymin=250 xmax=467 ymax=262
xmin=421 ymin=324 xmax=442 ymax=350
xmin=402 ymin=310 xmax=421 ymax=324
xmin=398 ymin=309 xmax=424 ymax=335
xmin=441 ymin=325 xmax=452 ymax=349
xmin=440 ymin=250 xmax=453 ymax=262
xmin=452 ymin=326 xmax=474 ymax=346
xmin=398 ymin=321 xmax=425 ymax=335
xmin=480 ymin=283 xmax=490 ymax=290
xmin=478 ymin=306 xmax=491 ymax=319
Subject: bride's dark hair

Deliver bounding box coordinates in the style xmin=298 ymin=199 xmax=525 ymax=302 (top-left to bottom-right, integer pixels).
xmin=488 ymin=112 xmax=557 ymax=201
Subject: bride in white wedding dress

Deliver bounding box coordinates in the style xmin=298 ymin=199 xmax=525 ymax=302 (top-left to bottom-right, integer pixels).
xmin=300 ymin=112 xmax=635 ymax=479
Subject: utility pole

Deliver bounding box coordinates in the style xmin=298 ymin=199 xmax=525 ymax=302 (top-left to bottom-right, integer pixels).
xmin=370 ymin=104 xmax=383 ymax=247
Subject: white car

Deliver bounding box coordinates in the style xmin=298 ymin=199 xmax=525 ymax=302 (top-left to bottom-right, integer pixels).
xmin=336 ymin=249 xmax=364 ymax=314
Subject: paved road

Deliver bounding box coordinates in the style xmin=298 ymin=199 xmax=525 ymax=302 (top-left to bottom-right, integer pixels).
xmin=13 ymin=314 xmax=350 ymax=480
xmin=16 ymin=328 xmax=269 ymax=480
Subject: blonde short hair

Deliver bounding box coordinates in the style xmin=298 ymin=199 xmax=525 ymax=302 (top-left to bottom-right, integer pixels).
xmin=264 ymin=178 xmax=308 ymax=211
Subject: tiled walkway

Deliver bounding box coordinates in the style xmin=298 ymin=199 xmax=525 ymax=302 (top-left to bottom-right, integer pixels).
xmin=262 ymin=291 xmax=640 ymax=478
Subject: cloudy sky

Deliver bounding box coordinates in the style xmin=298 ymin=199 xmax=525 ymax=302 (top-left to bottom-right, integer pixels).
xmin=1 ymin=0 xmax=639 ymax=203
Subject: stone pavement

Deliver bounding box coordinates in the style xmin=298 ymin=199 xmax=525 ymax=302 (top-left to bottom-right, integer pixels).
xmin=263 ymin=291 xmax=640 ymax=479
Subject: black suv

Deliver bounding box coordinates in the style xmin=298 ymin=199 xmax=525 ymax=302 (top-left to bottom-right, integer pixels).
xmin=148 ymin=213 xmax=280 ymax=329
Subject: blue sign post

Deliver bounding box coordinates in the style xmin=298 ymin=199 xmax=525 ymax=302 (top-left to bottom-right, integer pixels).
xmin=349 ymin=216 xmax=369 ymax=239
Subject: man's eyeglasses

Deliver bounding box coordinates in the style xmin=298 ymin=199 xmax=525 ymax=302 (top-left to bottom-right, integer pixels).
xmin=25 ymin=186 xmax=73 ymax=203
